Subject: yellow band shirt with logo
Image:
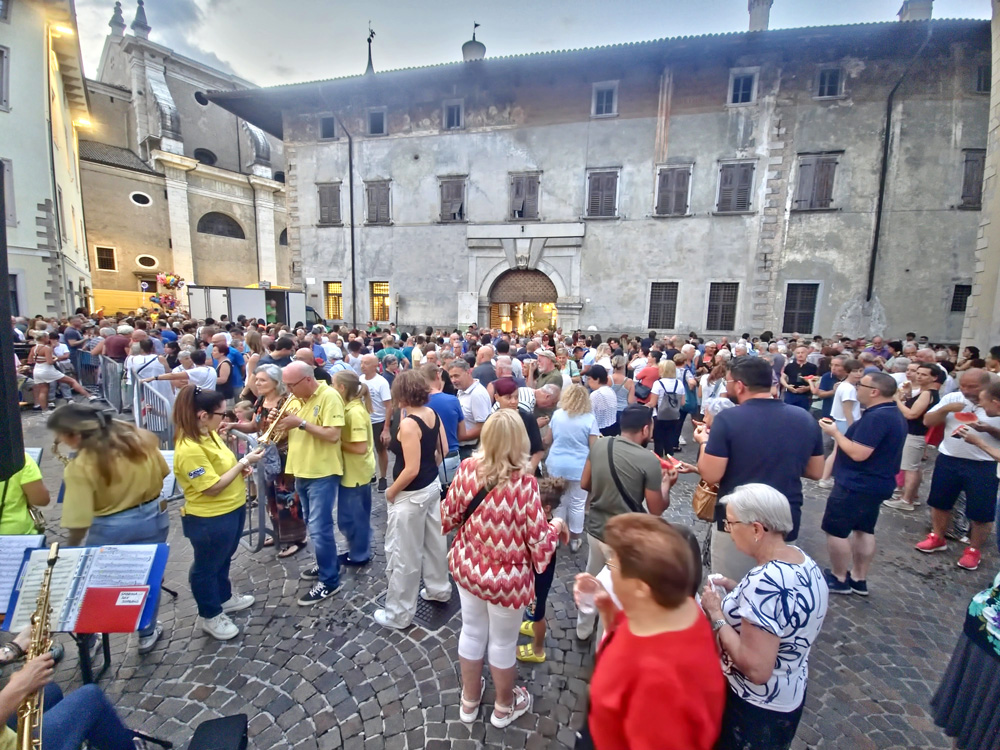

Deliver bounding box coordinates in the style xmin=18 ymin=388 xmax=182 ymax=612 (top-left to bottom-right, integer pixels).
xmin=174 ymin=432 xmax=245 ymax=517
xmin=285 ymin=383 xmax=346 ymax=478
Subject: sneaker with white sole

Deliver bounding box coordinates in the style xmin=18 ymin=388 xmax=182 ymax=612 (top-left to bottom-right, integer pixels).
xmin=916 ymin=532 xmax=948 ymax=553
xmin=883 ymin=499 xmax=917 ymax=512
xmin=203 ymin=613 xmax=239 ymax=641
xmin=678 ymin=436 xmax=687 ymax=446
xmin=420 ymin=587 xmax=451 ymax=603
xmin=373 ymin=609 xmax=409 ymax=629
xmin=221 ymin=593 xmax=255 ymax=614
xmin=136 ymin=622 xmax=163 ymax=654
xmin=957 ymin=547 xmax=982 ymax=571
xmin=817 ymin=478 xmax=834 ymax=489
xmin=299 ymin=565 xmax=320 ymax=581
xmin=298 ymin=581 xmax=342 ymax=605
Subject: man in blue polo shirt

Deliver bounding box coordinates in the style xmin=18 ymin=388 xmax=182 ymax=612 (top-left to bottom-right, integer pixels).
xmin=819 ymin=371 xmax=906 ymax=597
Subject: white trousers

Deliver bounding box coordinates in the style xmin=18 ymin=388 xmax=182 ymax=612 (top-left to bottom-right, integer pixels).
xmin=383 ymin=481 xmax=451 ymax=626
xmin=456 ymin=586 xmax=524 ymax=669
xmin=553 ymin=479 xmax=588 ymax=535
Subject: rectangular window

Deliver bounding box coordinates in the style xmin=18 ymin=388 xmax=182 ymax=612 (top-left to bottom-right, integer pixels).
xmin=962 ymin=150 xmax=986 ymax=209
xmin=365 ymin=181 xmax=391 ymax=224
xmin=0 ymin=2 xmax=8 ymax=22
xmin=439 ymin=178 xmax=466 ymax=222
xmin=587 ymin=170 xmax=619 ymax=218
xmin=977 ymin=64 xmax=991 ymax=94
xmin=729 ymin=70 xmax=757 ymax=105
xmin=319 ymin=115 xmax=337 ymax=140
xmin=816 ymin=67 xmax=842 ymax=98
xmin=443 ymin=100 xmax=463 ymax=130
xmin=717 ymin=162 xmax=755 ymax=213
xmin=592 ymin=82 xmax=618 ymax=117
xmin=509 ymin=173 xmax=540 ymax=220
xmin=8 ymin=274 xmax=18 ymax=317
xmin=369 ymin=281 xmax=390 ymax=322
xmin=1 ymin=158 xmax=13 ymax=227
xmin=648 ymin=282 xmax=679 ymax=329
xmin=655 ymin=166 xmax=691 ymax=216
xmin=367 ymin=108 xmax=386 ymax=136
xmin=782 ymin=283 xmax=819 ymax=334
xmin=0 ymin=46 xmax=8 ymax=110
xmin=794 ymin=154 xmax=838 ymax=210
xmin=324 ymin=281 xmax=343 ymax=319
xmin=95 ymin=246 xmax=116 ymax=271
xmin=951 ymin=284 xmax=972 ymax=313
xmin=707 ymin=282 xmax=739 ymax=330
xmin=317 ymin=183 xmax=341 ymax=225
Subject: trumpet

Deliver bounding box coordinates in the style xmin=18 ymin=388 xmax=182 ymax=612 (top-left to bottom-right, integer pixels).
xmin=257 ymin=396 xmax=302 ymax=445
xmin=16 ymin=544 xmax=59 ymax=750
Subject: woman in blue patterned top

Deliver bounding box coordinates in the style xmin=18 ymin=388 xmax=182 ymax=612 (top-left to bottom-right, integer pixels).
xmin=700 ymin=483 xmax=829 ymax=750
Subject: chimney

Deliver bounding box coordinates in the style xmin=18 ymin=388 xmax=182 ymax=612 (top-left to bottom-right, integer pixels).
xmin=898 ymin=0 xmax=933 ymax=21
xmin=749 ymin=0 xmax=773 ymax=32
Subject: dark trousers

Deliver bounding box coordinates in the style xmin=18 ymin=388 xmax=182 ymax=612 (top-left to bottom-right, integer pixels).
xmin=7 ymin=684 xmax=138 ymax=750
xmin=653 ymin=418 xmax=683 ymax=456
xmin=715 ymin=687 xmax=805 ymax=750
xmin=181 ymin=505 xmax=246 ymax=619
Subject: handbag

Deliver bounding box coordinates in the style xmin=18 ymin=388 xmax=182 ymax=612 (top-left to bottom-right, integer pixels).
xmin=691 ymin=478 xmax=720 ymax=523
xmin=633 ymin=381 xmax=652 ymax=401
xmin=606 ymin=438 xmax=644 ymax=514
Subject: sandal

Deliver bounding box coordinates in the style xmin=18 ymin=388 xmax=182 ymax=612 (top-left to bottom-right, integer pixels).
xmin=516 ymin=643 xmax=545 ymax=663
xmin=262 ymin=536 xmax=275 ymax=548
xmin=491 ymin=685 xmax=532 ymax=729
xmin=278 ymin=541 xmax=307 ymax=559
xmin=0 ymin=641 xmax=25 ymax=667
xmin=460 ymin=676 xmax=485 ymax=724
xmin=519 ymin=621 xmax=535 ymax=637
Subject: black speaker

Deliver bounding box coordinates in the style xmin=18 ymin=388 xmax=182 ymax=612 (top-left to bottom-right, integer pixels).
xmin=0 ymin=161 xmax=25 ymax=481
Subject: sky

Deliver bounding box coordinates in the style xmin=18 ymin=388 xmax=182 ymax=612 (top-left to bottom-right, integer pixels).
xmin=75 ymin=0 xmax=992 ymax=87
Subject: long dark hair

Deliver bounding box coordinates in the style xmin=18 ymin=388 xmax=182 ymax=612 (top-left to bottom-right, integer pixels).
xmin=173 ymin=385 xmax=226 ymax=442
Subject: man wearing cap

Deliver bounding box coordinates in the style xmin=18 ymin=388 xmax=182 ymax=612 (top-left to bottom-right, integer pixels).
xmin=494 ymin=377 xmax=545 ymax=473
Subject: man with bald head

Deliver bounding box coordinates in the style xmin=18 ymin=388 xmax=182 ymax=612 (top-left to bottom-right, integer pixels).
xmin=279 ymin=361 xmax=346 ymax=604
xmin=360 ymin=354 xmax=392 ymax=491
xmin=472 ymin=344 xmax=496 ymax=387
xmin=917 ymin=369 xmax=1000 ymax=570
xmin=295 ymin=347 xmax=331 ymax=383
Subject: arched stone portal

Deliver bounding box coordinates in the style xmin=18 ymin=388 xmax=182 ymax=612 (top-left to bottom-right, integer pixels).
xmin=488 ymin=270 xmax=558 ymax=333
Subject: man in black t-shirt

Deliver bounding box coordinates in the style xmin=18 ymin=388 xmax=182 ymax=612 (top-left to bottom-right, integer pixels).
xmin=259 ymin=336 xmax=295 ymax=368
xmin=782 ymin=345 xmax=818 ymax=410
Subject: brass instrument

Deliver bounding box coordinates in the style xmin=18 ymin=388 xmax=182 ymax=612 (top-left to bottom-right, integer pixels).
xmin=257 ymin=396 xmax=302 ymax=445
xmin=16 ymin=544 xmax=60 ymax=750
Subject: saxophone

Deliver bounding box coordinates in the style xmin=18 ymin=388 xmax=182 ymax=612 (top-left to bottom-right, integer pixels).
xmin=16 ymin=544 xmax=60 ymax=750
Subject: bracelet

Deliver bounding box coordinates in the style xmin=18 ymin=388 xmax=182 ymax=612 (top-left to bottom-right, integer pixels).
xmin=238 ymin=457 xmax=249 ymax=468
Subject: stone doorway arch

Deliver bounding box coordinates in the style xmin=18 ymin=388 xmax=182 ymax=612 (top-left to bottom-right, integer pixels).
xmin=488 ymin=269 xmax=559 ymax=333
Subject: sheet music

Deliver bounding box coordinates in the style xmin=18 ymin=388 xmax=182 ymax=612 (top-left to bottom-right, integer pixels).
xmin=8 ymin=547 xmax=88 ymax=632
xmin=159 ymin=450 xmax=176 ymax=499
xmin=85 ymin=545 xmax=156 ymax=587
xmin=0 ymin=536 xmax=45 ymax=614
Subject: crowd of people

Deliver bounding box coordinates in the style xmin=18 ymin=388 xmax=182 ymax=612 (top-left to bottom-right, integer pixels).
xmin=5 ymin=310 xmax=1000 ymax=748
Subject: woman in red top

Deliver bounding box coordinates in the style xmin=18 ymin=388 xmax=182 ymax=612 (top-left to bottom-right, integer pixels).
xmin=442 ymin=409 xmax=567 ymax=729
xmin=575 ymin=513 xmax=726 ymax=750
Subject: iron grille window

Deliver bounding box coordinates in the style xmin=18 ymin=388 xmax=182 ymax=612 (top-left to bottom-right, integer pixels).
xmin=587 ymin=171 xmax=618 ymax=217
xmin=593 ymin=84 xmax=617 ymax=116
xmin=782 ymin=284 xmax=819 ymax=334
xmin=655 ymin=167 xmax=691 ymax=216
xmin=977 ymin=65 xmax=991 ymax=94
xmin=817 ymin=68 xmax=842 ymax=98
xmin=95 ymin=246 xmax=116 ymax=271
xmin=317 ymin=183 xmax=341 ymax=225
xmin=197 ymin=212 xmax=245 ymax=239
xmin=707 ymin=283 xmax=739 ymax=330
xmin=730 ymin=73 xmax=755 ymax=104
xmin=794 ymin=155 xmax=838 ymax=209
xmin=319 ymin=116 xmax=336 ymax=139
xmin=951 ymin=284 xmax=972 ymax=313
xmin=324 ymin=281 xmax=343 ymax=319
xmin=444 ymin=102 xmax=463 ymax=129
xmin=717 ymin=163 xmax=754 ymax=213
xmin=370 ymin=281 xmax=390 ymax=322
xmin=961 ymin=150 xmax=986 ymax=209
xmin=440 ymin=179 xmax=466 ymax=222
xmin=648 ymin=282 xmax=678 ymax=329
xmin=510 ymin=174 xmax=540 ymax=220
xmin=365 ymin=181 xmax=390 ymax=224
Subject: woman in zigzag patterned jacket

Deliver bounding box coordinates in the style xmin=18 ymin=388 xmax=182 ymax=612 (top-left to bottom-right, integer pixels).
xmin=442 ymin=409 xmax=568 ymax=730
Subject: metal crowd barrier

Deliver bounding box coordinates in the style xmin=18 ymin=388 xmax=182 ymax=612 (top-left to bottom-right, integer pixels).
xmin=137 ymin=381 xmax=175 ymax=450
xmin=223 ymin=430 xmax=271 ymax=553
xmin=76 ymin=351 xmax=101 ymax=391
xmin=98 ymin=356 xmax=125 ymax=413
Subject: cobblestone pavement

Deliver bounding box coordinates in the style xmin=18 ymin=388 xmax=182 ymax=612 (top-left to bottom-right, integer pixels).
xmin=10 ymin=408 xmax=995 ymax=749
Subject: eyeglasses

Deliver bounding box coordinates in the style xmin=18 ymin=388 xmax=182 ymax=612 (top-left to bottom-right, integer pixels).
xmin=211 ymin=411 xmax=226 ymax=417
xmin=723 ymin=518 xmax=770 ymax=532
xmin=284 ymin=376 xmax=307 ymax=389
xmin=858 ymin=383 xmax=879 ymax=391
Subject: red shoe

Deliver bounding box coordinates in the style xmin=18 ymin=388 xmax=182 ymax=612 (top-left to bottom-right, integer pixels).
xmin=957 ymin=547 xmax=982 ymax=571
xmin=916 ymin=533 xmax=948 ymax=553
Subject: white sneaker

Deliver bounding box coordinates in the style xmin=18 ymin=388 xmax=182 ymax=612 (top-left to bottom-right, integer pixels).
xmin=221 ymin=593 xmax=255 ymax=614
xmin=202 ymin=613 xmax=239 ymax=641
xmin=817 ymin=478 xmax=833 ymax=489
xmin=419 ymin=587 xmax=451 ymax=603
xmin=883 ymin=499 xmax=916 ymax=512
xmin=136 ymin=622 xmax=163 ymax=654
xmin=679 ymin=436 xmax=687 ymax=446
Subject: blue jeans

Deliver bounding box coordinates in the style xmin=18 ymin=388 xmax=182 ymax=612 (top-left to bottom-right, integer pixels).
xmin=86 ymin=500 xmax=170 ymax=638
xmin=296 ymin=474 xmax=341 ymax=588
xmin=181 ymin=505 xmax=245 ymax=619
xmin=338 ymin=482 xmax=373 ymax=563
xmin=32 ymin=684 xmax=137 ymax=750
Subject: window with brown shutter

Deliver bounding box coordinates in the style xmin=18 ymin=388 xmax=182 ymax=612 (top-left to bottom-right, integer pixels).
xmin=782 ymin=283 xmax=819 ymax=334
xmin=365 ymin=181 xmax=391 ymax=224
xmin=655 ymin=167 xmax=691 ymax=216
xmin=317 ymin=183 xmax=341 ymax=225
xmin=706 ymin=283 xmax=739 ymax=330
xmin=440 ymin=178 xmax=466 ymax=222
xmin=1 ymin=158 xmax=14 ymax=227
xmin=587 ymin=171 xmax=618 ymax=217
xmin=509 ymin=174 xmax=540 ymax=220
xmin=794 ymin=154 xmax=838 ymax=210
xmin=976 ymin=65 xmax=991 ymax=94
xmin=961 ymin=150 xmax=986 ymax=209
xmin=648 ymin=282 xmax=679 ymax=329
xmin=717 ymin=163 xmax=754 ymax=213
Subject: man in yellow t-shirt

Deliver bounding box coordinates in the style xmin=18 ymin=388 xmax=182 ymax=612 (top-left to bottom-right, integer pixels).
xmin=279 ymin=362 xmax=345 ymax=606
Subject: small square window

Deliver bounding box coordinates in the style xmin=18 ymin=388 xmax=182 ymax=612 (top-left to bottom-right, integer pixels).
xmin=319 ymin=116 xmax=336 ymax=140
xmin=817 ymin=67 xmax=842 ymax=98
xmin=95 ymin=246 xmax=116 ymax=271
xmin=951 ymin=284 xmax=972 ymax=313
xmin=729 ymin=71 xmax=756 ymax=105
xmin=592 ymin=82 xmax=618 ymax=117
xmin=976 ymin=64 xmax=991 ymax=94
xmin=443 ymin=100 xmax=463 ymax=130
xmin=367 ymin=109 xmax=386 ymax=136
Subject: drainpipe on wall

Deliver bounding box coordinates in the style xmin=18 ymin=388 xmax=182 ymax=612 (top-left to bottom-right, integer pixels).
xmin=867 ymin=22 xmax=933 ymax=302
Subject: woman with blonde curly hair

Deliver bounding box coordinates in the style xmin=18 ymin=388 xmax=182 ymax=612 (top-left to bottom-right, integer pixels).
xmin=442 ymin=410 xmax=567 ymax=728
xmin=545 ymin=383 xmax=599 ymax=551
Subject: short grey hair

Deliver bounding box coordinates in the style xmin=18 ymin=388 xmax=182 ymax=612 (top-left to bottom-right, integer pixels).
xmin=117 ymin=325 xmax=134 ymax=335
xmin=891 ymin=357 xmax=911 ymax=373
xmin=540 ymin=383 xmax=561 ymax=399
xmin=382 ymin=354 xmax=398 ymax=368
xmin=255 ymin=363 xmax=287 ymax=395
xmin=724 ymin=483 xmax=794 ymax=536
xmin=716 ymin=349 xmax=732 ymax=362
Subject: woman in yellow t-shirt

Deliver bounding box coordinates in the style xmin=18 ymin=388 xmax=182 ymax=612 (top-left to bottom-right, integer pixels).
xmin=173 ymin=385 xmax=263 ymax=641
xmin=334 ymin=369 xmax=376 ymax=565
xmin=0 ymin=453 xmax=49 ymax=536
xmin=47 ymin=403 xmax=169 ymax=654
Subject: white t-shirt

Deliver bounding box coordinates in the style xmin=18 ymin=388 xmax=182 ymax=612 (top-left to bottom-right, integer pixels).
xmin=361 ymin=373 xmax=392 ymax=423
xmin=699 ymin=374 xmax=726 ymax=401
xmin=630 ymin=356 xmax=648 ymax=373
xmin=651 ymin=377 xmax=683 ymax=414
xmin=830 ymin=382 xmax=860 ymax=423
xmin=457 ymin=380 xmax=492 ymax=445
xmin=929 ymin=391 xmax=1000 ymax=461
xmin=186 ymin=365 xmax=218 ymax=391
xmin=321 ymin=341 xmax=343 ymax=361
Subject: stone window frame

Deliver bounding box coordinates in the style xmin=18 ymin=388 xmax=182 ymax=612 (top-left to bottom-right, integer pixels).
xmin=94 ymin=245 xmax=117 ymax=272
xmin=591 ymin=81 xmax=619 ymax=118
xmin=727 ymin=67 xmax=759 ymax=107
xmin=129 ymin=191 xmax=153 ymax=207
xmin=442 ymin=99 xmax=464 ymax=131
xmin=135 ymin=254 xmax=159 ymax=270
xmin=367 ymin=107 xmax=388 ymax=137
xmin=318 ymin=114 xmax=338 ymax=141
xmin=645 ymin=280 xmax=681 ymax=330
xmin=714 ymin=160 xmax=756 ymax=214
xmin=705 ymin=281 xmax=741 ymax=332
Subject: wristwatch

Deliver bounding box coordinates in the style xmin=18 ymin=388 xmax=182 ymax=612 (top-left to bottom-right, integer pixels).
xmin=297 ymin=419 xmax=307 ymax=430
xmin=711 ymin=618 xmax=727 ymax=633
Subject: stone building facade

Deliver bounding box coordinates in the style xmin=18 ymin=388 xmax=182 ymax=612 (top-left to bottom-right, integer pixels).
xmin=80 ymin=2 xmax=290 ymax=312
xmin=1 ymin=0 xmax=92 ymax=317
xmin=213 ymin=13 xmax=989 ymax=340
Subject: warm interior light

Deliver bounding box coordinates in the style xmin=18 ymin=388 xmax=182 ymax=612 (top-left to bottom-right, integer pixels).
xmin=73 ymin=118 xmax=92 ymax=129
xmin=52 ymin=24 xmax=76 ymax=36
